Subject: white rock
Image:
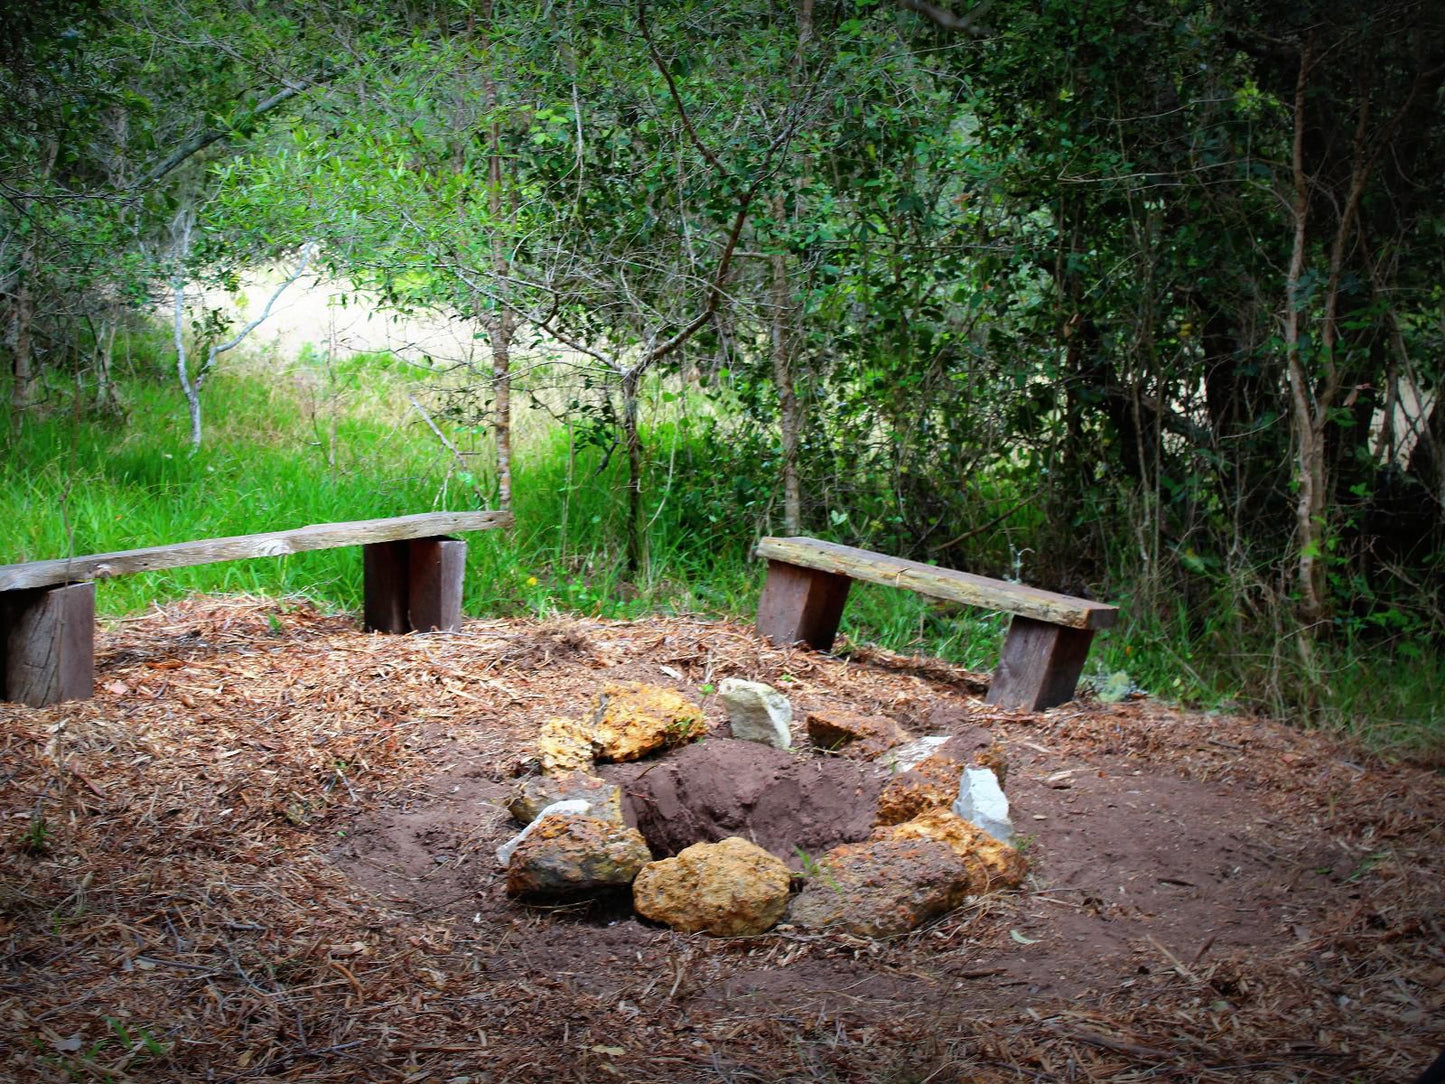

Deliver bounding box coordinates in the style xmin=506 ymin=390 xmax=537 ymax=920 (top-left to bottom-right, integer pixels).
xmin=953 ymin=766 xmax=1014 ymax=843
xmin=717 ymin=678 xmax=793 ymax=749
xmin=879 ymin=735 xmax=950 ymax=773
xmin=495 ymin=799 xmax=590 ymax=868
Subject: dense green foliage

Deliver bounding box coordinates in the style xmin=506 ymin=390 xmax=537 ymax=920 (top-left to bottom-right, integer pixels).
xmin=3 ymin=1 xmax=1443 ymax=750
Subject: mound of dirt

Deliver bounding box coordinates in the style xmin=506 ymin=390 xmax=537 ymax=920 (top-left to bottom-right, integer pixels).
xmin=601 ymin=737 xmax=886 ymax=860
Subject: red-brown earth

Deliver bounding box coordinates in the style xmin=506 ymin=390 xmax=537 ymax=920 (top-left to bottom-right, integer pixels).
xmin=1 ymin=595 xmax=1440 ymax=1082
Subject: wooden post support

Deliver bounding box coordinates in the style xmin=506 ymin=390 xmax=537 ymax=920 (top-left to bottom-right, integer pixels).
xmin=756 ymin=559 xmax=853 ymax=652
xmin=986 ymin=615 xmax=1096 ymax=712
xmin=407 ymin=538 xmax=466 ymax=632
xmin=1 ymin=582 xmax=96 ymax=707
xmin=363 ymin=537 xmax=466 ymax=634
xmin=362 ymin=541 xmax=411 ymax=633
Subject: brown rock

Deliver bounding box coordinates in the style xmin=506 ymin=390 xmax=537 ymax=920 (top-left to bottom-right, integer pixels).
xmin=537 ymin=716 xmax=595 ymax=774
xmin=788 ymin=837 xmax=971 ymax=937
xmin=506 ymin=771 xmax=623 ymax=825
xmin=805 ymin=709 xmax=911 ymax=759
xmin=633 ymin=837 xmax=791 ymax=936
xmin=504 ymin=814 xmax=652 ymax=897
xmin=871 ymin=808 xmax=1027 ymax=893
xmin=601 ymin=737 xmax=884 ymax=858
xmin=875 ymin=751 xmax=965 ymax=825
xmin=975 ymin=742 xmax=1009 ymax=788
xmin=592 ymin=682 xmax=706 ymax=762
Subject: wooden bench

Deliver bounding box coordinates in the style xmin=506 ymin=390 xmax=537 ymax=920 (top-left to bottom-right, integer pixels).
xmin=754 ymin=536 xmax=1118 ymax=711
xmin=0 ymin=510 xmax=511 ymax=708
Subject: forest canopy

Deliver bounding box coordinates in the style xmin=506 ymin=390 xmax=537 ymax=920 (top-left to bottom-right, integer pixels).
xmin=3 ymin=0 xmax=1444 ymax=730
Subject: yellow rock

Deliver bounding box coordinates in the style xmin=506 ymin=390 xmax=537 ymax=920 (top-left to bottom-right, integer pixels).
xmin=537 ymin=716 xmax=595 ymax=774
xmin=871 ymin=807 xmax=1027 ymax=893
xmin=634 ymin=837 xmax=791 ymax=936
xmin=874 ymin=752 xmax=964 ymax=825
xmin=591 ymin=682 xmax=705 ymax=762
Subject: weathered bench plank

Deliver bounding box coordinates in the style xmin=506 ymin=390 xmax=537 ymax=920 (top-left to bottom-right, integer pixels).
xmin=755 ymin=537 xmax=1115 ymax=631
xmin=0 ymin=511 xmax=510 ymax=592
xmin=754 ymin=536 xmax=1118 ymax=711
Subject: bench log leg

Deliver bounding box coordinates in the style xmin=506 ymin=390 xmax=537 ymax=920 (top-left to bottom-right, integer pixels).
xmin=363 ymin=538 xmax=466 ymax=634
xmin=756 ymin=559 xmax=852 ymax=651
xmin=407 ymin=538 xmax=466 ymax=632
xmin=1 ymin=582 xmax=96 ymax=707
xmin=986 ymin=615 xmax=1095 ymax=711
xmin=363 ymin=541 xmax=410 ymax=633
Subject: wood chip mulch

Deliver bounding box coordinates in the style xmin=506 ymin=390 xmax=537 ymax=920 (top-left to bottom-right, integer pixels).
xmin=1 ymin=594 xmax=1441 ymax=1083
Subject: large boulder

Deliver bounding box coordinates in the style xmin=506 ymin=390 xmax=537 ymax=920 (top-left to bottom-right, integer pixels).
xmin=600 ymin=737 xmax=884 ymax=858
xmin=537 ymin=716 xmax=596 ymax=774
xmin=507 ymin=770 xmax=623 ymax=825
xmin=805 ymin=709 xmax=911 ymax=759
xmin=633 ymin=837 xmax=791 ymax=936
xmin=504 ymin=814 xmax=652 ymax=898
xmin=871 ymin=808 xmax=1026 ymax=893
xmin=592 ymin=682 xmax=706 ymax=762
xmin=717 ymin=678 xmax=793 ymax=749
xmin=788 ymin=837 xmax=971 ymax=938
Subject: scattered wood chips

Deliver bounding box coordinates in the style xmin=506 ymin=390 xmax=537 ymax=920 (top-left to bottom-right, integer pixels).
xmin=1 ymin=594 xmax=1440 ymax=1082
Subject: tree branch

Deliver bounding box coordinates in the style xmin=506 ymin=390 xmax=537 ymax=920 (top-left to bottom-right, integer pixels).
xmin=199 ymin=240 xmax=317 ymax=388
xmin=637 ymin=1 xmax=722 ymax=172
xmin=132 ymin=80 xmax=324 ymax=192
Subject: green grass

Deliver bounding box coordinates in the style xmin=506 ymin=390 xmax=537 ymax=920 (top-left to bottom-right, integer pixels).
xmin=3 ymin=345 xmax=1441 ymax=764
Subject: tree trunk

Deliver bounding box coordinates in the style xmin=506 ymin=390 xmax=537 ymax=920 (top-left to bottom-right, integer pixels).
xmin=96 ymin=104 xmax=129 ymax=410
xmin=770 ymin=195 xmax=802 ymax=536
xmin=622 ymin=369 xmax=646 ymax=575
xmin=481 ymin=0 xmax=514 ymax=511
xmin=1283 ymin=38 xmax=1327 ymax=626
xmin=9 ymin=256 xmax=35 ymax=431
xmin=766 ymin=2 xmax=812 ymax=535
xmin=170 ymin=208 xmax=204 ymax=449
xmin=7 ymin=137 xmax=58 ymax=431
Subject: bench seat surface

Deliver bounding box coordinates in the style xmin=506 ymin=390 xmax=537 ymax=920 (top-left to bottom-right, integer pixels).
xmin=0 ymin=511 xmax=511 ymax=592
xmin=755 ymin=536 xmax=1116 ymax=630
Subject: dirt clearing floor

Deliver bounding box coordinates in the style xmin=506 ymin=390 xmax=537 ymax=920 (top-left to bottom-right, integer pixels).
xmin=2 ymin=596 xmax=1441 ymax=1082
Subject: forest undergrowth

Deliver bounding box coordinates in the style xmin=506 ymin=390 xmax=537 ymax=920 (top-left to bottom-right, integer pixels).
xmin=3 ymin=342 xmax=1440 ymax=765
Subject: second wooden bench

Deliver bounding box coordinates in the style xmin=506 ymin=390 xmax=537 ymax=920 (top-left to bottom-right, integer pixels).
xmin=754 ymin=536 xmax=1118 ymax=711
xmin=0 ymin=510 xmax=511 ymax=707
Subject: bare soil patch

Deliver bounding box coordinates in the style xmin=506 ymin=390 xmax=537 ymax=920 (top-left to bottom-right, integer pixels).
xmin=1 ymin=596 xmax=1441 ymax=1082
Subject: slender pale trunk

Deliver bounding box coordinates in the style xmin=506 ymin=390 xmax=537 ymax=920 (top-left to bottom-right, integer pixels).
xmin=1283 ymin=38 xmax=1326 ymax=625
xmin=95 ymin=301 xmax=120 ymax=409
xmin=170 ymin=206 xmax=215 ymax=450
